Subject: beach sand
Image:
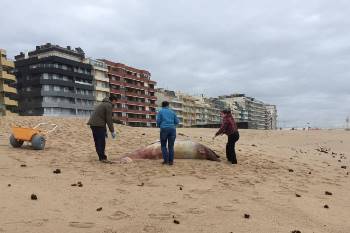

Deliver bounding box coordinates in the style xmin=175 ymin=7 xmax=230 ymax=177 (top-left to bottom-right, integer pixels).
xmin=0 ymin=116 xmax=349 ymax=233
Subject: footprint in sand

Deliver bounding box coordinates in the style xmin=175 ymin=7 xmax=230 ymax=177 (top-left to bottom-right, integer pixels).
xmin=148 ymin=212 xmax=175 ymax=220
xmin=163 ymin=201 xmax=177 ymax=207
xmin=216 ymin=205 xmax=237 ymax=212
xmin=109 ymin=198 xmax=125 ymax=206
xmin=143 ymin=225 xmax=162 ymax=233
xmin=189 ymin=189 xmax=214 ymax=195
xmin=186 ymin=208 xmax=205 ymax=215
xmin=108 ymin=211 xmax=130 ymax=221
xmin=69 ymin=221 xmax=95 ymax=228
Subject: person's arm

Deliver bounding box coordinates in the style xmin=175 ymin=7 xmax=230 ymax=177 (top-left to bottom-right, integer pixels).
xmin=106 ymin=104 xmax=114 ymax=133
xmin=215 ymin=119 xmax=227 ymax=136
xmin=156 ymin=111 xmax=162 ymax=128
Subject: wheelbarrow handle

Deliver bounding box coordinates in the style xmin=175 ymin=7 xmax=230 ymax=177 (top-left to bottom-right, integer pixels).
xmin=33 ymin=123 xmax=58 ymax=134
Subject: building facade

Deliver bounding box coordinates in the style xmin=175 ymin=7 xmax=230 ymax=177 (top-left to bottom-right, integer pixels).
xmin=15 ymin=43 xmax=94 ymax=116
xmin=103 ymin=60 xmax=157 ymax=127
xmin=0 ymin=49 xmax=18 ymax=116
xmin=156 ymin=89 xmax=221 ymax=127
xmin=265 ymin=104 xmax=278 ymax=130
xmin=215 ymin=94 xmax=275 ymax=129
xmin=84 ymin=58 xmax=109 ymax=104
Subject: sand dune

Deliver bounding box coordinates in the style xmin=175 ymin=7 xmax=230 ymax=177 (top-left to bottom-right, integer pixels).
xmin=0 ymin=116 xmax=349 ymax=233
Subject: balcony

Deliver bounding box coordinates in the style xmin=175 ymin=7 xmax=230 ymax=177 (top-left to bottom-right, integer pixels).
xmin=149 ymin=95 xmax=157 ymax=100
xmin=0 ymin=57 xmax=14 ymax=68
xmin=110 ymin=89 xmax=124 ymax=95
xmin=3 ymin=84 xmax=17 ymax=94
xmin=95 ymin=86 xmax=110 ymax=92
xmin=4 ymin=97 xmax=17 ymax=106
xmin=126 ymin=100 xmax=149 ymax=106
xmin=1 ymin=71 xmax=16 ymax=82
xmin=125 ymin=91 xmax=149 ymax=98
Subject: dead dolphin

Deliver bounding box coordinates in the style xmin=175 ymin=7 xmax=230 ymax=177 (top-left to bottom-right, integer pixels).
xmin=121 ymin=140 xmax=220 ymax=162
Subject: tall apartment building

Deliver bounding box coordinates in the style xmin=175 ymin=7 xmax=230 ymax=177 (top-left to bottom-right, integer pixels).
xmin=156 ymin=88 xmax=220 ymax=127
xmin=84 ymin=58 xmax=109 ymax=104
xmin=216 ymin=94 xmax=270 ymax=129
xmin=0 ymin=49 xmax=18 ymax=115
xmin=103 ymin=60 xmax=157 ymax=127
xmin=155 ymin=89 xmax=184 ymax=126
xmin=15 ymin=43 xmax=94 ymax=116
xmin=266 ymin=104 xmax=278 ymax=130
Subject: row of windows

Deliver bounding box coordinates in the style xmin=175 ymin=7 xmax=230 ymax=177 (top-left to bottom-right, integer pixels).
xmin=29 ymin=63 xmax=91 ymax=75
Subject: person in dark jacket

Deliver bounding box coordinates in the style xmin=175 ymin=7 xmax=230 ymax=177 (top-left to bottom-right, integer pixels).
xmin=213 ymin=109 xmax=239 ymax=164
xmin=156 ymin=101 xmax=179 ymax=165
xmin=87 ymin=96 xmax=116 ymax=162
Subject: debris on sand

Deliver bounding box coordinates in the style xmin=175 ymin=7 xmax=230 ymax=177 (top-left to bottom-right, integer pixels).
xmin=325 ymin=191 xmax=332 ymax=195
xmin=96 ymin=207 xmax=103 ymax=211
xmin=20 ymin=164 xmax=27 ymax=167
xmin=288 ymin=169 xmax=294 ymax=172
xmin=324 ymin=204 xmax=329 ymax=209
xmin=31 ymin=194 xmax=38 ymax=200
xmin=71 ymin=183 xmax=77 ymax=186
xmin=308 ymin=171 xmax=312 ymax=174
xmin=173 ymin=219 xmax=180 ymax=224
xmin=316 ymin=147 xmax=329 ymax=154
xmin=137 ymin=182 xmax=144 ymax=186
xmin=141 ymin=133 xmax=146 ymax=136
xmin=178 ymin=133 xmax=187 ymax=137
xmin=291 ymin=230 xmax=301 ymax=233
xmin=53 ymin=169 xmax=61 ymax=174
xmin=77 ymin=181 xmax=83 ymax=187
xmin=341 ymin=166 xmax=347 ymax=169
xmin=8 ymin=184 xmax=11 ymax=187
xmin=251 ymin=144 xmax=257 ymax=147
xmin=244 ymin=214 xmax=250 ymax=219
xmin=295 ymin=194 xmax=301 ymax=197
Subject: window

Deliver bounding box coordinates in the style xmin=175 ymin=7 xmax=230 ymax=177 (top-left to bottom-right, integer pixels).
xmin=43 ymin=85 xmax=50 ymax=91
xmin=43 ymin=73 xmax=49 ymax=79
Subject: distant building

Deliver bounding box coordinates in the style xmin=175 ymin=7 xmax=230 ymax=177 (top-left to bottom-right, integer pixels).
xmin=103 ymin=60 xmax=157 ymax=127
xmin=0 ymin=49 xmax=18 ymax=116
xmin=15 ymin=43 xmax=95 ymax=116
xmin=156 ymin=88 xmax=220 ymax=127
xmin=84 ymin=58 xmax=109 ymax=104
xmin=216 ymin=94 xmax=276 ymax=129
xmin=265 ymin=104 xmax=278 ymax=130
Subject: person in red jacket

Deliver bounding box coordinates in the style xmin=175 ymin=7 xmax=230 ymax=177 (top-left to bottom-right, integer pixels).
xmin=213 ymin=109 xmax=239 ymax=164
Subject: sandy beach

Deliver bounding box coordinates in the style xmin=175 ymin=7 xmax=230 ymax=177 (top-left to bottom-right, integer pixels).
xmin=0 ymin=116 xmax=349 ymax=233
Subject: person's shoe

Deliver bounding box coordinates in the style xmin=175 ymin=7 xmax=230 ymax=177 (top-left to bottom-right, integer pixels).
xmin=100 ymin=159 xmax=113 ymax=164
xmin=169 ymin=161 xmax=174 ymax=165
xmin=232 ymin=161 xmax=237 ymax=164
xmin=162 ymin=161 xmax=168 ymax=165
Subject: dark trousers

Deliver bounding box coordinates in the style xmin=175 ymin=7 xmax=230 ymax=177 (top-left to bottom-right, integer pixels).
xmin=226 ymin=131 xmax=239 ymax=164
xmin=91 ymin=126 xmax=107 ymax=161
xmin=160 ymin=128 xmax=176 ymax=163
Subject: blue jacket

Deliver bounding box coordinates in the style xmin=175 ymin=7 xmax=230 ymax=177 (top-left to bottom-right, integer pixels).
xmin=156 ymin=107 xmax=179 ymax=129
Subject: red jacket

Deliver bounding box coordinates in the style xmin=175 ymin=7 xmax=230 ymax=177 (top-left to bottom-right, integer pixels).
xmin=215 ymin=114 xmax=238 ymax=136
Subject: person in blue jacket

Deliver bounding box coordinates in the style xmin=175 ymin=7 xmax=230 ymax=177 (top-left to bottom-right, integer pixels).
xmin=156 ymin=101 xmax=179 ymax=165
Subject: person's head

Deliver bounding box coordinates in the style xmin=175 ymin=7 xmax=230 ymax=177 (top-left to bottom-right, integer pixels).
xmin=108 ymin=95 xmax=115 ymax=102
xmin=161 ymin=101 xmax=169 ymax=108
xmin=221 ymin=108 xmax=231 ymax=117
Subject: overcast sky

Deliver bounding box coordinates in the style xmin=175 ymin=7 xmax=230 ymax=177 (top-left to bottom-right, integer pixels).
xmin=1 ymin=0 xmax=349 ymax=128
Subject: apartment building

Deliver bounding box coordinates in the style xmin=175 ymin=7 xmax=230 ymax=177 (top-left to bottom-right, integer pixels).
xmin=0 ymin=49 xmax=18 ymax=116
xmin=156 ymin=89 xmax=220 ymax=127
xmin=155 ymin=89 xmax=184 ymax=127
xmin=15 ymin=43 xmax=94 ymax=116
xmin=266 ymin=104 xmax=278 ymax=130
xmin=216 ymin=94 xmax=270 ymax=129
xmin=103 ymin=60 xmax=157 ymax=127
xmin=84 ymin=58 xmax=109 ymax=104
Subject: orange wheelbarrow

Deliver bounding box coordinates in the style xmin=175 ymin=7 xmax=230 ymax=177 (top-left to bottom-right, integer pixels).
xmin=9 ymin=123 xmax=58 ymax=150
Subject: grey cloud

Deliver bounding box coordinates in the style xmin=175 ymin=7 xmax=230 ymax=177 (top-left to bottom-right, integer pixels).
xmin=1 ymin=0 xmax=350 ymax=128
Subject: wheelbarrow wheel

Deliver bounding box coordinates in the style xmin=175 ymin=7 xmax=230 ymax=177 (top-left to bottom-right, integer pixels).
xmin=31 ymin=134 xmax=46 ymax=150
xmin=9 ymin=134 xmax=24 ymax=148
